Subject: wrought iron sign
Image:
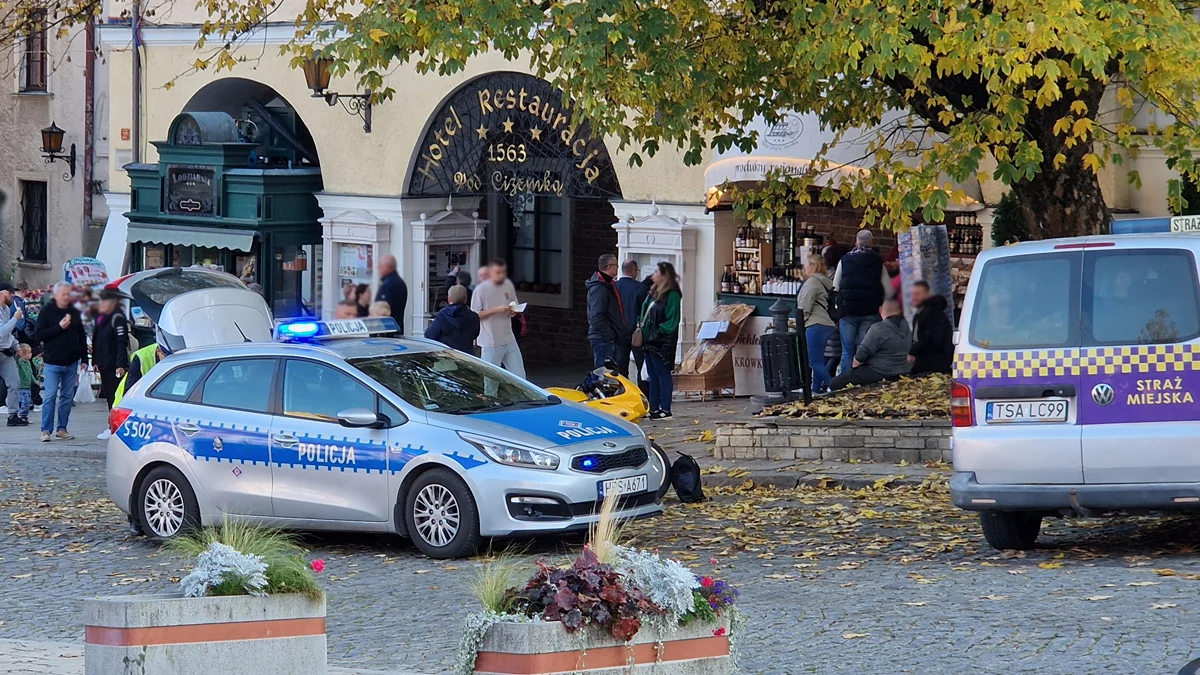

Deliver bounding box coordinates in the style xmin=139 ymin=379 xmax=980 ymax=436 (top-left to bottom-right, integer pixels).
xmin=407 ymin=71 xmax=621 ymax=201
xmin=166 ymin=166 xmax=216 ymax=216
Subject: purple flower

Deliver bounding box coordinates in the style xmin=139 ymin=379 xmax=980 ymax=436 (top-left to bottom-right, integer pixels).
xmin=709 ymin=598 xmax=720 ymax=609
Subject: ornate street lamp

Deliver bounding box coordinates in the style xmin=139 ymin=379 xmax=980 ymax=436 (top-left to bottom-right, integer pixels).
xmin=302 ymin=55 xmax=373 ymax=133
xmin=40 ymin=122 xmax=76 ymax=180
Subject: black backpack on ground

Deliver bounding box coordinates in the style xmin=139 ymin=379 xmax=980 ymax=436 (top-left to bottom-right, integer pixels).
xmin=670 ymin=453 xmax=705 ymax=503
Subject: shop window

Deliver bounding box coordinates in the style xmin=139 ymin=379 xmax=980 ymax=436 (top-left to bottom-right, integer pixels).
xmin=506 ymin=193 xmax=566 ymax=298
xmin=19 ymin=180 xmax=47 ymax=263
xmin=20 ymin=11 xmax=47 ymax=93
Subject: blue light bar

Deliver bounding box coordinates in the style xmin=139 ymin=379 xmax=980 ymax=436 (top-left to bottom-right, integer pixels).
xmin=275 ymin=317 xmax=400 ymax=341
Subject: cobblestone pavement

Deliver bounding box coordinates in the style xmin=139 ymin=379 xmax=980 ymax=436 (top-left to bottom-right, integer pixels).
xmin=8 ymin=450 xmax=1200 ymax=673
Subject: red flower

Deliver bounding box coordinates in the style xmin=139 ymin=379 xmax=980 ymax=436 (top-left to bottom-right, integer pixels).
xmin=709 ymin=558 xmax=719 ymax=565
xmin=700 ymin=576 xmax=715 ymax=588
xmin=310 ymin=559 xmax=325 ymax=573
xmin=713 ymin=627 xmax=727 ymax=637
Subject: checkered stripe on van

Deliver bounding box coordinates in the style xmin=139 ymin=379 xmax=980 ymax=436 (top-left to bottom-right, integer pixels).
xmin=954 ymin=344 xmax=1200 ymax=380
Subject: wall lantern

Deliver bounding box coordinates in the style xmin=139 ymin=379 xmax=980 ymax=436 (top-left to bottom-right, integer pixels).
xmin=40 ymin=122 xmax=76 ymax=180
xmin=302 ymin=55 xmax=373 ymax=133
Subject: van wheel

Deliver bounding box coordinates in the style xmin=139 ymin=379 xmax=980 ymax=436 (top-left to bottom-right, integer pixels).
xmin=137 ymin=466 xmax=200 ymax=540
xmin=405 ymin=468 xmax=480 ymax=559
xmin=979 ymin=511 xmax=1041 ymax=550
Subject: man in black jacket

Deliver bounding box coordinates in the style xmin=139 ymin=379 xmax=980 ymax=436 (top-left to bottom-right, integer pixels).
xmin=586 ymin=254 xmax=627 ymax=369
xmin=375 ymin=254 xmax=408 ymax=334
xmin=614 ymin=260 xmax=649 ymax=380
xmin=92 ymin=289 xmax=130 ymax=410
xmin=34 ymin=282 xmax=87 ymax=442
xmin=908 ymin=281 xmax=954 ymax=374
xmin=833 ymin=229 xmax=894 ymax=375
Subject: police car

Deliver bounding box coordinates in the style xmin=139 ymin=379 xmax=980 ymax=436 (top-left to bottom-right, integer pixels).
xmin=105 ymin=317 xmax=669 ymax=558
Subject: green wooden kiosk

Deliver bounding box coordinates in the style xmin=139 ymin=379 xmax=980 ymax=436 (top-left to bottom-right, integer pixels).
xmin=124 ymin=111 xmax=323 ymax=318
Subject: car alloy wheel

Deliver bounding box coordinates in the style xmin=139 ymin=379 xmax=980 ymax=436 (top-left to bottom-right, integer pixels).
xmin=143 ymin=478 xmax=186 ymax=537
xmin=413 ymin=484 xmax=461 ymax=548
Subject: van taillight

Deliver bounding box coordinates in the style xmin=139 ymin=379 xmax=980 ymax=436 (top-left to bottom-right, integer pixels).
xmin=951 ymin=381 xmax=974 ymax=427
xmin=109 ymin=407 xmax=132 ymax=433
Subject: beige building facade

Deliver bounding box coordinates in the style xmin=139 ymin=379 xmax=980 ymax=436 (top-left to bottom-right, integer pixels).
xmin=1 ymin=18 xmax=108 ymax=289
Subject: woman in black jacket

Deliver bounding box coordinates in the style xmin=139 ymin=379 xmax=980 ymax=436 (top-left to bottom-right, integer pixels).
xmin=92 ymin=289 xmax=130 ymax=409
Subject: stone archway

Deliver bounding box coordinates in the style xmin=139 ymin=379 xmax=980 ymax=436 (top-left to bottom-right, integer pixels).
xmin=405 ymin=71 xmax=624 ymax=366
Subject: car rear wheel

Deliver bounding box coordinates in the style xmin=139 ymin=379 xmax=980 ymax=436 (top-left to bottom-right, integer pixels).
xmin=137 ymin=466 xmax=200 ymax=540
xmin=979 ymin=511 xmax=1041 ymax=550
xmin=405 ymin=468 xmax=480 ymax=559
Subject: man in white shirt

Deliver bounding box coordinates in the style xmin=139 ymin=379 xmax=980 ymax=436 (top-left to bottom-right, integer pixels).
xmin=469 ymin=258 xmax=526 ymax=380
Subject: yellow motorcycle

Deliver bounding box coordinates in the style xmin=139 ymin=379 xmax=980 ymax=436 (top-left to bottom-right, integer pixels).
xmin=546 ymin=359 xmax=650 ymax=423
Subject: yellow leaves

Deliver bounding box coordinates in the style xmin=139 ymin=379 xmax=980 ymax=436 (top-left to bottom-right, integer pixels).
xmin=698 ymin=429 xmax=716 ymax=442
xmin=1069 ymin=100 xmax=1088 ymax=115
xmin=369 ymin=28 xmax=388 ymax=43
xmin=841 ymin=632 xmax=870 ymax=640
xmin=1053 ymin=153 xmax=1068 ymax=170
xmin=193 ymin=58 xmax=209 ymax=71
xmin=1037 ymin=561 xmax=1064 ymax=570
xmin=1152 ymin=568 xmax=1177 ymax=577
xmin=979 ymin=594 xmax=1009 ymax=601
xmin=1082 ymin=153 xmax=1102 ymax=173
xmin=1072 ymin=117 xmax=1094 ymax=139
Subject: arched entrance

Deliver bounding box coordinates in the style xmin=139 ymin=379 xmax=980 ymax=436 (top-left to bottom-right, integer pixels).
xmin=405 ymin=71 xmax=623 ymax=365
xmin=123 ymin=78 xmax=324 ymax=318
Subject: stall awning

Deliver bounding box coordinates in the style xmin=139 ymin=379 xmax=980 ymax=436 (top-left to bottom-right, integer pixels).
xmin=126 ymin=223 xmax=255 ymax=252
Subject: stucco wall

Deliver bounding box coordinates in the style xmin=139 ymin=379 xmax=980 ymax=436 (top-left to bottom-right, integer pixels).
xmin=100 ymin=26 xmax=705 ymax=204
xmin=0 ymin=26 xmax=92 ymax=288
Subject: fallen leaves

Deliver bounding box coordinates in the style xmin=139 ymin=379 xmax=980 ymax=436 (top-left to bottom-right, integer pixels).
xmin=1151 ymin=603 xmax=1179 ymax=610
xmin=765 ymin=374 xmax=951 ymax=420
xmin=841 ymin=632 xmax=870 ymax=640
xmin=1153 ymin=568 xmax=1177 ymax=577
xmin=1084 ymin=595 xmax=1113 ymax=601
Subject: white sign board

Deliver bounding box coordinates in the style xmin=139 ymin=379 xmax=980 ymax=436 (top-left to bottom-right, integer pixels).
xmin=732 ymin=318 xmax=773 ymax=397
xmin=1170 ymin=215 xmax=1200 ymax=233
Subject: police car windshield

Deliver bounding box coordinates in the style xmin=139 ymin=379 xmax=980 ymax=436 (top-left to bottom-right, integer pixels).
xmin=351 ymin=350 xmax=555 ymax=414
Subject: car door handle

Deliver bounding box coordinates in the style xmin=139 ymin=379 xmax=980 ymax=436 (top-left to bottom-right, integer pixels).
xmin=976 ymin=384 xmax=1077 ymax=399
xmin=176 ymin=423 xmax=200 ymax=436
xmin=273 ymin=434 xmax=299 ymax=448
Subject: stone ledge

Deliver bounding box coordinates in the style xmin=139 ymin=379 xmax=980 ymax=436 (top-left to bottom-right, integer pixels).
xmin=716 ymin=416 xmax=953 ymax=463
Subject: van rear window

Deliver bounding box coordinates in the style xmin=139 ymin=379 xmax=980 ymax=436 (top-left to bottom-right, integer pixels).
xmin=1085 ymin=250 xmax=1200 ymax=345
xmin=969 ymin=253 xmax=1080 ymax=350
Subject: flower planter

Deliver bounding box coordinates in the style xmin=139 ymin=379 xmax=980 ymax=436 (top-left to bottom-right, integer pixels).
xmin=473 ymin=617 xmax=732 ymax=675
xmin=84 ymin=593 xmax=326 ymax=675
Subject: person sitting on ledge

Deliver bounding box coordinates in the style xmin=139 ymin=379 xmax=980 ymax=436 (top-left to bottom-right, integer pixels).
xmin=830 ymin=298 xmax=911 ymax=391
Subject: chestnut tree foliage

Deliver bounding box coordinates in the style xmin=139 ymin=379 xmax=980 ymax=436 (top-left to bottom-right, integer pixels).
xmin=193 ymin=1 xmax=1200 ymax=234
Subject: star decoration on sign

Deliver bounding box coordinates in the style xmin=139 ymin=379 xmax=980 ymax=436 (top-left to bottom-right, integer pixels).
xmin=475 ymin=124 xmax=488 ymax=140
xmin=530 ymin=126 xmax=543 ymax=141
xmin=502 ymin=117 xmax=515 ymax=133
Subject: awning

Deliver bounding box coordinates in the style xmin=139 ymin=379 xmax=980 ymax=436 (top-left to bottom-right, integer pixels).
xmin=126 ymin=223 xmax=255 ymax=251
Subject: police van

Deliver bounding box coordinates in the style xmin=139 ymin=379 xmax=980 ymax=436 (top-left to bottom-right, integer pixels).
xmin=952 ymin=234 xmax=1200 ymax=550
xmin=105 ymin=317 xmax=669 ymax=558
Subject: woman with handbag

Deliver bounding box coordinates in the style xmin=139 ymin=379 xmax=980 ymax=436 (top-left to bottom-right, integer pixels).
xmin=636 ymin=261 xmax=682 ymax=420
xmin=796 ymin=257 xmax=836 ymax=393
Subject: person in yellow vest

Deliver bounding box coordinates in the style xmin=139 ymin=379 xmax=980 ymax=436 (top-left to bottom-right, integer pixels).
xmin=112 ymin=328 xmax=174 ymax=406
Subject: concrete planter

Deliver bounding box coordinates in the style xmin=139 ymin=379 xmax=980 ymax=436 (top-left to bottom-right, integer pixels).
xmin=474 ymin=617 xmax=732 ymax=675
xmin=85 ymin=593 xmax=326 ymax=675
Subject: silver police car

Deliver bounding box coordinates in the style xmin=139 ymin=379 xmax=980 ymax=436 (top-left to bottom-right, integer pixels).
xmin=106 ymin=318 xmax=669 ymax=558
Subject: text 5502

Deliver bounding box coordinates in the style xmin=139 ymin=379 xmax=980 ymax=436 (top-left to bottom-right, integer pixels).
xmin=120 ymin=420 xmax=154 ymax=440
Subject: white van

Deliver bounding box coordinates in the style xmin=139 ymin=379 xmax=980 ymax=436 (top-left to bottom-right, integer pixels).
xmin=951 ymin=234 xmax=1200 ymax=549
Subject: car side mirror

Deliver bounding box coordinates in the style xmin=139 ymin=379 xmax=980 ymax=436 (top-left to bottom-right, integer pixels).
xmin=337 ymin=408 xmax=386 ymax=429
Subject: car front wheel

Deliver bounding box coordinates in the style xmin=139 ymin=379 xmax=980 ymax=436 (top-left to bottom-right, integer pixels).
xmin=405 ymin=468 xmax=481 ymax=559
xmin=137 ymin=466 xmax=200 ymax=540
xmin=979 ymin=511 xmax=1041 ymax=550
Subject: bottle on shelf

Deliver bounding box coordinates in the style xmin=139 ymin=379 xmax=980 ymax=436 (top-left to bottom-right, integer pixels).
xmin=720 ymin=265 xmax=732 ymax=293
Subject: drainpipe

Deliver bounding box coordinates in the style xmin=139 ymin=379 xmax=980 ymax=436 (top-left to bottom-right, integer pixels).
xmin=131 ymin=0 xmax=141 ymax=164
xmin=84 ymin=17 xmax=95 ymax=243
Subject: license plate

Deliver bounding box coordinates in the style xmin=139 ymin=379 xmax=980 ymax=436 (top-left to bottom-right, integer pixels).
xmin=985 ymin=399 xmax=1069 ymax=424
xmin=598 ymin=474 xmax=647 ymax=499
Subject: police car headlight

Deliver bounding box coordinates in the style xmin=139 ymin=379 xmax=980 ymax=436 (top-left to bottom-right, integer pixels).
xmin=458 ymin=433 xmax=559 ymax=471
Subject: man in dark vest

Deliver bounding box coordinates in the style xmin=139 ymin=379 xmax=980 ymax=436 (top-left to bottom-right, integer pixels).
xmin=832 ymin=229 xmax=894 ymax=376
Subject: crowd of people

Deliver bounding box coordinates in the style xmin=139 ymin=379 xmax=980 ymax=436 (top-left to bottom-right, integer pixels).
xmin=798 ymin=229 xmax=954 ymax=393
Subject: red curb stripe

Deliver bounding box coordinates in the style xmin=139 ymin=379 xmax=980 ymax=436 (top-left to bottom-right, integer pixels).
xmin=474 ymin=635 xmax=730 ymax=674
xmin=86 ymin=617 xmax=326 ymax=647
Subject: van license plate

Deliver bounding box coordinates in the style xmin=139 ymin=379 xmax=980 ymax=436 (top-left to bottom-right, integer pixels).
xmin=598 ymin=475 xmax=647 ymax=499
xmin=985 ymin=400 xmax=1069 ymax=424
